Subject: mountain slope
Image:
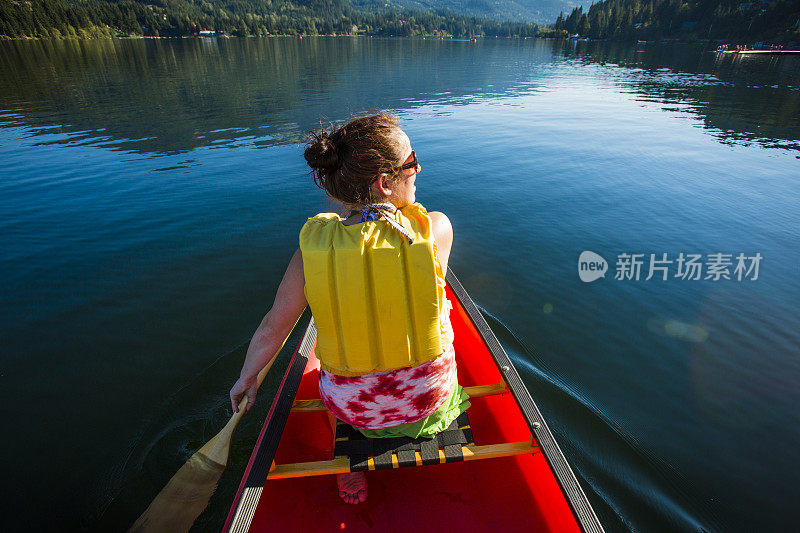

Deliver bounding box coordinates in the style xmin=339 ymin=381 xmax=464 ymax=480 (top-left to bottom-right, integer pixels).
xmin=0 ymin=0 xmax=545 ymax=38
xmin=352 ymin=0 xmax=586 ymax=24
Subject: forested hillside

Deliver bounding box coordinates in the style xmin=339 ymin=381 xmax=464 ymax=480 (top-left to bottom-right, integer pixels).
xmin=555 ymin=0 xmax=800 ymax=43
xmin=352 ymin=0 xmax=584 ymax=24
xmin=0 ymin=0 xmax=545 ymax=38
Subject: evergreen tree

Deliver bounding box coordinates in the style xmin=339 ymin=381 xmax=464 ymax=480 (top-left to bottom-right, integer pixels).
xmin=0 ymin=0 xmax=542 ymax=39
xmin=551 ymin=0 xmax=800 ymax=43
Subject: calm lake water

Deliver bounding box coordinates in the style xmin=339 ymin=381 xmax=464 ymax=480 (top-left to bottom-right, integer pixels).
xmin=1 ymin=36 xmax=799 ymax=532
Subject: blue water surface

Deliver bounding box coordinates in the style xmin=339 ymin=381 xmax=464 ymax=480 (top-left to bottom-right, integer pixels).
xmin=1 ymin=37 xmax=798 ymax=531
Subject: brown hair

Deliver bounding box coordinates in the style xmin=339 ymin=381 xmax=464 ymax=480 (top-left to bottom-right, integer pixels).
xmin=304 ymin=113 xmax=407 ymax=205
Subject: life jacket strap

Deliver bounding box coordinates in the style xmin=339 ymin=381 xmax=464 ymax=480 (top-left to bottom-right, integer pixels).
xmin=350 ymin=202 xmax=415 ymax=244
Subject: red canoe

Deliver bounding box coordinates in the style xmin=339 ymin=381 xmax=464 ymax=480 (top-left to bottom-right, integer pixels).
xmin=224 ymin=271 xmax=603 ymax=532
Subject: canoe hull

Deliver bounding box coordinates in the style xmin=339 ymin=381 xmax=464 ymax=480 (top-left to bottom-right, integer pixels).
xmin=225 ymin=272 xmax=602 ymax=532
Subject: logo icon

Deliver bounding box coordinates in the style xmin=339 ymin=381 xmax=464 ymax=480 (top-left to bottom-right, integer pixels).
xmin=578 ymin=251 xmax=607 ymax=282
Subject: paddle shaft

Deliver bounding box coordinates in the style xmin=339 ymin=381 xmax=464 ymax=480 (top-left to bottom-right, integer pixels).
xmin=202 ymin=354 xmax=278 ymax=463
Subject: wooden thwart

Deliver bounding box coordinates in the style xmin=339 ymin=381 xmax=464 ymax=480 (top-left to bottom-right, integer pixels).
xmin=291 ymin=383 xmax=508 ymax=412
xmin=267 ymin=441 xmax=538 ymax=480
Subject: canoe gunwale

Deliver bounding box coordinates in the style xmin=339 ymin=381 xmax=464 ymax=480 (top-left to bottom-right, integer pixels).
xmin=223 ymin=319 xmax=317 ymax=533
xmin=445 ymin=270 xmax=604 ymax=533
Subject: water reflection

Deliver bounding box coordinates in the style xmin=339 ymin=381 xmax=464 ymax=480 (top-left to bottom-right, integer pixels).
xmin=2 ymin=35 xmax=799 ymax=533
xmin=0 ymin=37 xmax=553 ymax=154
xmin=555 ymin=40 xmax=800 ymax=152
xmin=2 ymin=37 xmax=799 ymax=155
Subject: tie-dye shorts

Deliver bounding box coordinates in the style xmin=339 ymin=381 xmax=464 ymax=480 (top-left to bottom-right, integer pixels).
xmin=319 ymin=343 xmax=458 ymax=429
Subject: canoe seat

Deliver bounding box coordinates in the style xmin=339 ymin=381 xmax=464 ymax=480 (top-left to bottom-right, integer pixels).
xmin=334 ymin=412 xmax=474 ymax=472
xmin=268 ymin=382 xmax=537 ymax=480
xmin=267 ymin=408 xmax=539 ymax=480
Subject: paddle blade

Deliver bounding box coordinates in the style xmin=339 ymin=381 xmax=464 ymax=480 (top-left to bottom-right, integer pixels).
xmin=128 ymin=450 xmax=226 ymax=532
xmin=129 ymin=350 xmax=280 ymax=531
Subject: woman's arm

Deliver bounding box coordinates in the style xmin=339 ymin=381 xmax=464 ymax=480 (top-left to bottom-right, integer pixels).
xmin=229 ymin=248 xmax=307 ymax=413
xmin=429 ymin=211 xmax=453 ymax=275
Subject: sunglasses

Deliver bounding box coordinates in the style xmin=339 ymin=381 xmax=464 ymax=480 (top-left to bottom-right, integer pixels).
xmin=399 ymin=150 xmax=419 ymax=171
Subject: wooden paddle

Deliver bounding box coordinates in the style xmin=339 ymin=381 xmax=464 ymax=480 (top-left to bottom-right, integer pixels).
xmin=128 ymin=356 xmax=277 ymax=532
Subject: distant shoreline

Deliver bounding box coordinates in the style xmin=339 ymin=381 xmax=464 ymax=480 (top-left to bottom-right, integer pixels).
xmin=2 ymin=34 xmax=792 ymax=50
xmin=2 ymin=34 xmax=518 ymax=41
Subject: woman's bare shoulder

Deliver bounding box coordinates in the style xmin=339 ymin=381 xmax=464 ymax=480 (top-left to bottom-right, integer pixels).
xmin=429 ymin=211 xmax=453 ymax=241
xmin=428 ymin=211 xmax=453 ymax=275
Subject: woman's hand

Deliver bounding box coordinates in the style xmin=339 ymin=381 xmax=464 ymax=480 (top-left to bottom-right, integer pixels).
xmin=230 ymin=373 xmax=259 ymax=414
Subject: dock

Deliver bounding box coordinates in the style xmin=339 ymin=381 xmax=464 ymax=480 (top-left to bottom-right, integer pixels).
xmin=717 ymin=50 xmax=800 ymax=55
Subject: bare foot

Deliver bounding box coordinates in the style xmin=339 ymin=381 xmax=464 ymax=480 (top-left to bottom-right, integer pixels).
xmin=337 ymin=471 xmax=367 ymax=504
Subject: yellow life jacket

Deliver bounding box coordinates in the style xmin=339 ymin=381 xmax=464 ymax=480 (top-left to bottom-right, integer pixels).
xmin=299 ymin=202 xmax=453 ymax=377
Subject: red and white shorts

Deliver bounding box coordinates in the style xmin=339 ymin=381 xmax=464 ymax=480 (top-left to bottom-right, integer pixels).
xmin=319 ymin=343 xmax=457 ymax=429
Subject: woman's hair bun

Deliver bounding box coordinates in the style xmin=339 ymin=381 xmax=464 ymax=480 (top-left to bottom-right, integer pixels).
xmin=304 ymin=130 xmax=340 ymax=173
xmin=304 ymin=113 xmax=404 ymax=205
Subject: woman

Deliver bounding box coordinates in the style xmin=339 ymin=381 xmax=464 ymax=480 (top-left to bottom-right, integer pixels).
xmin=229 ymin=113 xmax=469 ymax=505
